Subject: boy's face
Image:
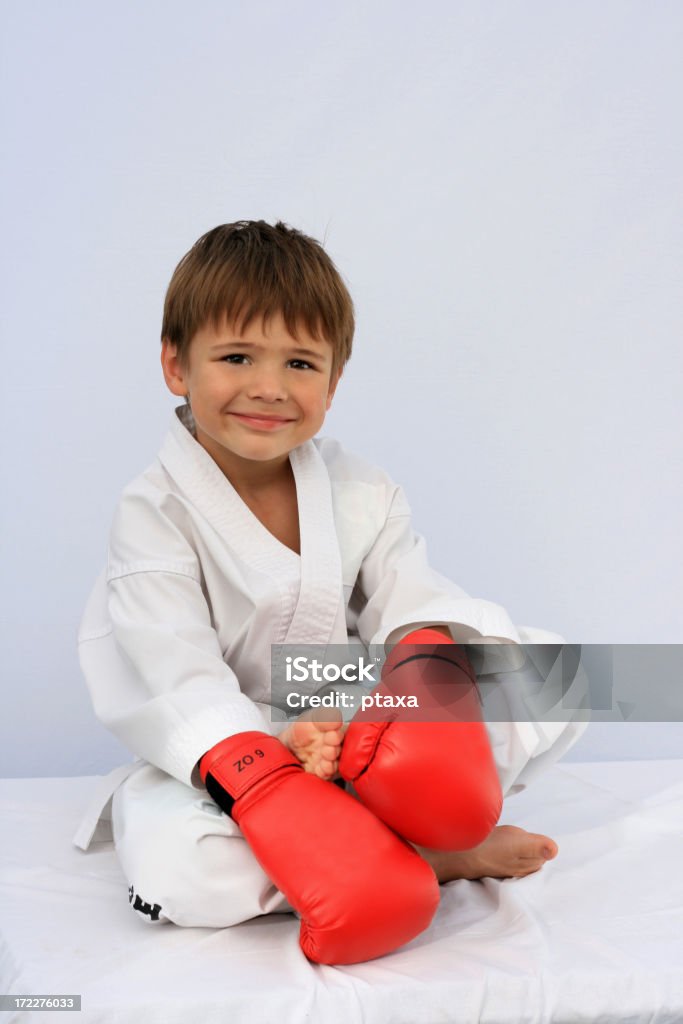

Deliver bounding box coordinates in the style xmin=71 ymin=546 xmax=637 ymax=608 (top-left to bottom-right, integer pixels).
xmin=161 ymin=311 xmax=340 ymax=480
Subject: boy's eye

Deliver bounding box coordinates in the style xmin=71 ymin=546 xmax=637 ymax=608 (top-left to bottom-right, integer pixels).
xmin=220 ymin=354 xmax=315 ymax=371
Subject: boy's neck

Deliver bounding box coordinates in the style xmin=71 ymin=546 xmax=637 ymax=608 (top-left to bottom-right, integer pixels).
xmin=230 ymin=459 xmax=295 ymax=500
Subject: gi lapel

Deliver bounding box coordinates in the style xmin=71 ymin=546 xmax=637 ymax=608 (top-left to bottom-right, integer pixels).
xmin=285 ymin=439 xmax=345 ymax=645
xmin=158 ymin=406 xmax=345 ymax=645
xmin=158 ymin=406 xmax=299 ymax=576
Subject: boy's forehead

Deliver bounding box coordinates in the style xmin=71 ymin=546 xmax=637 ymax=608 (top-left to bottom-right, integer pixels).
xmin=196 ymin=312 xmax=333 ymax=353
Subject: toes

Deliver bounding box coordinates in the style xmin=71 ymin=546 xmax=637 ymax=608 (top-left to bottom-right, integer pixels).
xmin=520 ymin=834 xmax=558 ymax=862
xmin=513 ymin=864 xmax=543 ymax=878
xmin=535 ymin=836 xmax=558 ymax=860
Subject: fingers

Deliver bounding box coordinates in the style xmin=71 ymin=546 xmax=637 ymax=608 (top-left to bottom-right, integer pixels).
xmin=315 ymin=757 xmax=339 ymax=780
xmin=306 ymin=706 xmax=343 ymax=728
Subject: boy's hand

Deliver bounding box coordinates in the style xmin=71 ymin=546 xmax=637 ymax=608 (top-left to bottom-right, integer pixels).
xmin=279 ymin=708 xmax=347 ymax=780
xmin=199 ymin=731 xmax=439 ymax=965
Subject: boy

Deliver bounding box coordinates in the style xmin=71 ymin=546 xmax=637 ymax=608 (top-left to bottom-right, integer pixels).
xmin=75 ymin=220 xmax=586 ymax=964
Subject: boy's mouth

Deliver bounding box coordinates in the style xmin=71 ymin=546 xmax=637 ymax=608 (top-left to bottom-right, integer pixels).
xmin=228 ymin=412 xmax=295 ymax=430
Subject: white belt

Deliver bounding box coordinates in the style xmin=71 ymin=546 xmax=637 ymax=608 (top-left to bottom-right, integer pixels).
xmin=72 ymin=760 xmax=144 ymax=851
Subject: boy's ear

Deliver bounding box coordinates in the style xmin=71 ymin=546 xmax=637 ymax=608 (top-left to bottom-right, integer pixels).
xmin=161 ymin=337 xmax=189 ymax=398
xmin=326 ymin=370 xmax=341 ymax=411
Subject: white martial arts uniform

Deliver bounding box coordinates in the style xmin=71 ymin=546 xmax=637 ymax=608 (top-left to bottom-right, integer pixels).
xmin=74 ymin=404 xmax=588 ymax=927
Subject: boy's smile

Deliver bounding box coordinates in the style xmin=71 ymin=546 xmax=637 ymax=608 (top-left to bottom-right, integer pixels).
xmin=161 ymin=311 xmax=339 ymax=488
xmin=228 ymin=411 xmax=296 ymax=430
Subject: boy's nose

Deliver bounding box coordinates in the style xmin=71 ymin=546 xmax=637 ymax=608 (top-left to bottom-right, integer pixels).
xmin=246 ymin=369 xmax=288 ymax=403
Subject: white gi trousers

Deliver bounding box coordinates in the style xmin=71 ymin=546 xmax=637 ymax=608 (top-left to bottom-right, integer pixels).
xmin=112 ymin=631 xmax=589 ymax=929
xmin=113 ymin=762 xmax=294 ymax=926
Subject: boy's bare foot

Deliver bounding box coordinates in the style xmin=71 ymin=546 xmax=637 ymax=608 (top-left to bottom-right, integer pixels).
xmin=414 ymin=825 xmax=559 ymax=883
xmin=280 ymin=708 xmax=348 ymax=780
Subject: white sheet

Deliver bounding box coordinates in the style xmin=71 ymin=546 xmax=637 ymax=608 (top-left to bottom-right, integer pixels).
xmin=1 ymin=760 xmax=682 ymax=1024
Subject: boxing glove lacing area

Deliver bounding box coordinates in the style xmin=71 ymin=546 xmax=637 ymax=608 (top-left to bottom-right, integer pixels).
xmin=386 ymin=652 xmax=484 ymax=707
xmin=204 ymin=771 xmax=237 ymax=818
xmin=203 ymin=756 xmax=303 ymax=818
xmin=390 ymin=651 xmax=473 ymax=673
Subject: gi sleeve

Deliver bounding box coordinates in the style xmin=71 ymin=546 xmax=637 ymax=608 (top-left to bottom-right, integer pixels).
xmin=353 ymin=484 xmax=522 ymax=654
xmin=350 ymin=483 xmax=590 ymax=795
xmin=78 ymin=497 xmax=273 ymax=791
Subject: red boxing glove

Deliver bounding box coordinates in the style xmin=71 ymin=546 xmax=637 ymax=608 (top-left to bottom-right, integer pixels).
xmin=338 ymin=629 xmax=502 ymax=851
xmin=199 ymin=731 xmax=439 ymax=965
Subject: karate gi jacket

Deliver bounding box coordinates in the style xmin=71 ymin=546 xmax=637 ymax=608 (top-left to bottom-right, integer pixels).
xmin=74 ymin=404 xmax=587 ymax=850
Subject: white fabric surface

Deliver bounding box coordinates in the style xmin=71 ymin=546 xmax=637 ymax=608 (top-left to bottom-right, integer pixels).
xmin=1 ymin=760 xmax=682 ymax=1024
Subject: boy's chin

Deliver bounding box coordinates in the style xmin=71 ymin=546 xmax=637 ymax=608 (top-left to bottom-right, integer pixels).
xmin=229 ymin=437 xmax=300 ymax=462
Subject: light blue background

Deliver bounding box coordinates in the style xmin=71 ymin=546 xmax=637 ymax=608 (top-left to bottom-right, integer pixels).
xmin=1 ymin=1 xmax=681 ymax=776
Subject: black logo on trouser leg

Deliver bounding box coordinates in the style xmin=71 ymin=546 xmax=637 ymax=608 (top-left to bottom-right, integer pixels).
xmin=128 ymin=884 xmax=162 ymax=922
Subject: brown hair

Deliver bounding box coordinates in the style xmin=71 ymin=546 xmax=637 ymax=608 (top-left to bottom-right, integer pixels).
xmin=161 ymin=220 xmax=354 ymax=380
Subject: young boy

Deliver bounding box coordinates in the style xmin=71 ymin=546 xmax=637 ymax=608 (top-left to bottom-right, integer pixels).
xmin=75 ymin=220 xmax=586 ymax=964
